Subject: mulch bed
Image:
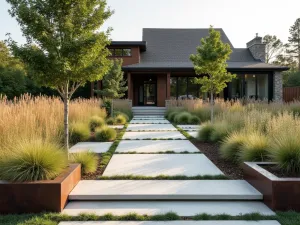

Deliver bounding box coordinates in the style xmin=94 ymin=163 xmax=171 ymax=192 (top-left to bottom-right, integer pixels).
xmin=81 ymin=155 xmax=105 ymax=180
xmin=191 ymin=140 xmax=244 ymax=180
xmin=261 ymin=165 xmax=300 ymax=178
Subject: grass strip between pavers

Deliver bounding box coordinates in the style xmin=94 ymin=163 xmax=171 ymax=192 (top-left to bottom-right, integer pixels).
xmin=3 ymin=212 xmax=300 ymax=225
xmin=97 ymin=174 xmax=228 ymax=180
xmin=122 ymin=138 xmax=186 ymax=140
xmin=99 ymin=123 xmax=128 ymax=169
xmin=114 ymin=151 xmax=202 ymax=154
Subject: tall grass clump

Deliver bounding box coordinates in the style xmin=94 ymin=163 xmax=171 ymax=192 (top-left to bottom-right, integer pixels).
xmin=106 ymin=117 xmax=115 ymax=125
xmin=89 ymin=116 xmax=105 ymax=132
xmin=209 ymin=122 xmax=232 ymax=142
xmin=115 ymin=114 xmax=127 ymax=125
xmin=0 ymin=140 xmax=67 ymax=182
xmin=220 ymin=131 xmax=247 ymax=163
xmin=239 ymin=131 xmax=269 ymax=162
xmin=188 ymin=115 xmax=201 ymax=124
xmin=197 ymin=122 xmax=214 ymax=142
xmin=69 ymin=151 xmax=99 ymax=174
xmin=95 ymin=126 xmax=117 ymax=142
xmin=69 ymin=122 xmax=90 ymax=144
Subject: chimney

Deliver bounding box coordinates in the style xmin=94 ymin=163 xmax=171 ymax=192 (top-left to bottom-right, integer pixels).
xmin=246 ymin=33 xmax=266 ymax=62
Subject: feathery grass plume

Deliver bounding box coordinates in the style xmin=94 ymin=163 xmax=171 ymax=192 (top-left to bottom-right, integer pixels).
xmin=69 ymin=151 xmax=99 ymax=174
xmin=0 ymin=139 xmax=67 ymax=182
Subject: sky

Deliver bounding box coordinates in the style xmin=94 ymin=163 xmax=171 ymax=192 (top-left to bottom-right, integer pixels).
xmin=1 ymin=0 xmax=300 ymax=48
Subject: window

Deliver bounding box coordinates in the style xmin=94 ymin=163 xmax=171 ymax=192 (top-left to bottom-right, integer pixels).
xmin=108 ymin=48 xmax=132 ymax=57
xmin=170 ymin=76 xmax=201 ymax=100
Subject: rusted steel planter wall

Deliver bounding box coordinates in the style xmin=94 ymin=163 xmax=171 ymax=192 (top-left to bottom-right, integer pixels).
xmin=0 ymin=164 xmax=81 ymax=214
xmin=243 ymin=162 xmax=300 ymax=211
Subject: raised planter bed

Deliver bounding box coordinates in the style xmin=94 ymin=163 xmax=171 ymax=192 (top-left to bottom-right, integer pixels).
xmin=243 ymin=162 xmax=300 ymax=211
xmin=0 ymin=163 xmax=81 ymax=214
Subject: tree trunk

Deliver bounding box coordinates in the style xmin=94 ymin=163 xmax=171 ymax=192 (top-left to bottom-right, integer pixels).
xmin=210 ymin=90 xmax=214 ymax=123
xmin=63 ymin=91 xmax=70 ymax=151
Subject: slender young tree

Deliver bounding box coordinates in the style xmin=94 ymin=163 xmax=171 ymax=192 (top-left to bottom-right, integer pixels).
xmin=6 ymin=0 xmax=113 ymax=150
xmin=94 ymin=59 xmax=127 ymax=98
xmin=263 ymin=35 xmax=283 ymax=63
xmin=287 ymin=18 xmax=300 ymax=71
xmin=190 ymin=26 xmax=235 ymax=122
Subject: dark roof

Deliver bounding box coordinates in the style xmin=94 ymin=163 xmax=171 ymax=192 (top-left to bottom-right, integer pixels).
xmin=122 ymin=28 xmax=288 ymax=71
xmin=109 ymin=41 xmax=147 ymax=51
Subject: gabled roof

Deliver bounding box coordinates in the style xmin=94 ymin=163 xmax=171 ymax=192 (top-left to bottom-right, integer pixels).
xmin=122 ymin=28 xmax=288 ymax=71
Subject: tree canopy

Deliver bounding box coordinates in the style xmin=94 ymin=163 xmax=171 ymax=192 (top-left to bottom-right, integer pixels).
xmin=287 ymin=18 xmax=300 ymax=71
xmin=190 ymin=26 xmax=235 ymax=122
xmin=95 ymin=59 xmax=127 ymax=99
xmin=263 ymin=35 xmax=283 ymax=63
xmin=6 ymin=0 xmax=114 ymax=149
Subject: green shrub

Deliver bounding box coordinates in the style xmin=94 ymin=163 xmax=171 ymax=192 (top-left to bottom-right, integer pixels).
xmin=188 ymin=115 xmax=201 ymax=124
xmin=209 ymin=122 xmax=231 ymax=142
xmin=114 ymin=110 xmax=131 ymax=121
xmin=174 ymin=112 xmax=192 ymax=124
xmin=220 ymin=132 xmax=247 ymax=163
xmin=69 ymin=151 xmax=98 ymax=174
xmin=89 ymin=116 xmax=105 ymax=132
xmin=239 ymin=132 xmax=269 ymax=162
xmin=197 ymin=122 xmax=214 ymax=142
xmin=192 ymin=107 xmax=211 ymax=122
xmin=115 ymin=114 xmax=127 ymax=125
xmin=167 ymin=111 xmax=179 ymax=122
xmin=95 ymin=126 xmax=117 ymax=142
xmin=69 ymin=122 xmax=90 ymax=144
xmin=106 ymin=117 xmax=115 ymax=125
xmin=0 ymin=140 xmax=67 ymax=182
xmin=269 ymin=133 xmax=300 ymax=174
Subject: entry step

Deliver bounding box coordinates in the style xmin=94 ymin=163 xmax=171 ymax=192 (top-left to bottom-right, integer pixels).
xmin=68 ymin=180 xmax=262 ymax=200
xmin=59 ymin=221 xmax=281 ymax=225
xmin=63 ymin=201 xmax=275 ymax=216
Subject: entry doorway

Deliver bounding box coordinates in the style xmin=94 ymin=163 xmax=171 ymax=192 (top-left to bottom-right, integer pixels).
xmin=138 ymin=77 xmax=157 ymax=106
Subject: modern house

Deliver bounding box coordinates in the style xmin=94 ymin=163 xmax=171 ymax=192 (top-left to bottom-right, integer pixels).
xmin=92 ymin=28 xmax=289 ymax=107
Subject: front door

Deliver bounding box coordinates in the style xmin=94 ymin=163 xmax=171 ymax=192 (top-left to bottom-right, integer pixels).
xmin=138 ymin=77 xmax=157 ymax=106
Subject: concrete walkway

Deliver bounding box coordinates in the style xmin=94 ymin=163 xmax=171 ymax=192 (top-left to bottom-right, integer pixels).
xmin=62 ymin=116 xmax=278 ymax=224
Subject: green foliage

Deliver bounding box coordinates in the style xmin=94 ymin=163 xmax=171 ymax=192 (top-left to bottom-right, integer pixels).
xmin=94 ymin=59 xmax=128 ymax=98
xmin=69 ymin=151 xmax=98 ymax=174
xmin=95 ymin=126 xmax=117 ymax=142
xmin=167 ymin=111 xmax=179 ymax=122
xmin=174 ymin=111 xmax=192 ymax=124
xmin=269 ymin=132 xmax=300 ymax=174
xmin=114 ymin=110 xmax=131 ymax=121
xmin=220 ymin=132 xmax=247 ymax=163
xmin=115 ymin=114 xmax=127 ymax=125
xmin=89 ymin=116 xmax=105 ymax=132
xmin=191 ymin=106 xmax=213 ymax=122
xmin=69 ymin=122 xmax=90 ymax=144
xmin=188 ymin=115 xmax=201 ymax=124
xmin=190 ymin=26 xmax=235 ymax=122
xmin=197 ymin=122 xmax=214 ymax=142
xmin=0 ymin=140 xmax=67 ymax=182
xmin=106 ymin=117 xmax=115 ymax=125
xmin=283 ymin=71 xmax=300 ymax=87
xmin=239 ymin=132 xmax=269 ymax=162
xmin=287 ymin=18 xmax=300 ymax=71
xmin=6 ymin=0 xmax=113 ymax=149
xmin=209 ymin=122 xmax=231 ymax=142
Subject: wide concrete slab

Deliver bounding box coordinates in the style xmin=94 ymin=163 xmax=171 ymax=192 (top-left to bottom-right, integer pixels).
xmin=127 ymin=124 xmax=176 ymax=131
xmin=59 ymin=220 xmax=280 ymax=225
xmin=122 ymin=131 xmax=186 ymax=140
xmin=59 ymin=222 xmax=280 ymax=225
xmin=130 ymin=120 xmax=170 ymax=124
xmin=69 ymin=180 xmax=262 ymax=200
xmin=103 ymin=154 xmax=223 ymax=176
xmin=69 ymin=142 xmax=112 ymax=153
xmin=177 ymin=125 xmax=201 ymax=131
xmin=63 ymin=201 xmax=275 ymax=216
xmin=108 ymin=125 xmax=124 ymax=129
xmin=133 ymin=116 xmax=165 ymax=119
xmin=116 ymin=140 xmax=200 ymax=153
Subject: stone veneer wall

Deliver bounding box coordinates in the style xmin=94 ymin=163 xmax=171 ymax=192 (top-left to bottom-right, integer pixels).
xmin=273 ymin=71 xmax=283 ymax=102
xmin=246 ymin=36 xmax=266 ymax=63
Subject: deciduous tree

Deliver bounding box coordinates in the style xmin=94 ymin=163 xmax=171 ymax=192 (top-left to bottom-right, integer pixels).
xmin=263 ymin=35 xmax=283 ymax=63
xmin=190 ymin=26 xmax=235 ymax=122
xmin=6 ymin=0 xmax=113 ymax=149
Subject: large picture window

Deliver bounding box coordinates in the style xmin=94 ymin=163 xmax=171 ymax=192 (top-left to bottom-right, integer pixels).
xmin=170 ymin=77 xmax=201 ymax=100
xmin=109 ymin=48 xmax=132 ymax=57
xmin=229 ymin=74 xmax=269 ymax=100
